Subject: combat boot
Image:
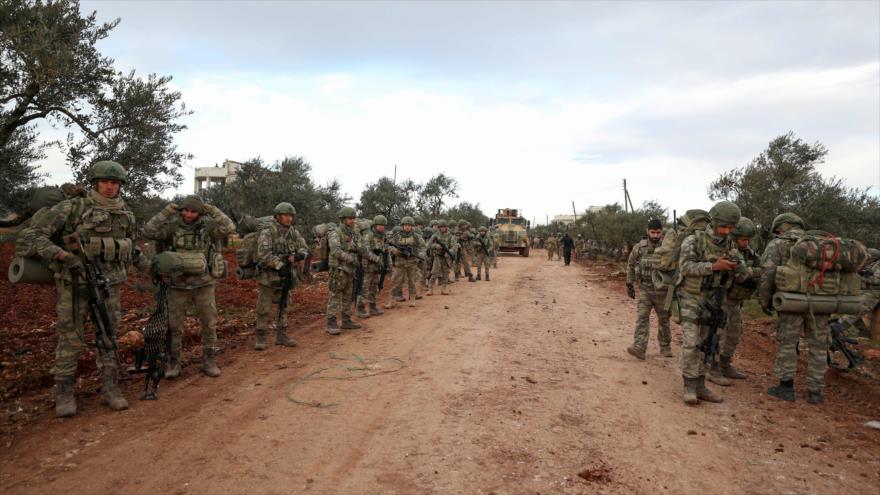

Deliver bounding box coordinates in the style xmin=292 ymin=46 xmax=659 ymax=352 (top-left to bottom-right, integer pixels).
xmin=165 ymin=350 xmax=182 ymax=379
xmin=384 ymin=299 xmax=395 ymax=309
xmin=720 ymin=356 xmax=747 ymax=379
xmin=357 ymin=303 xmax=369 ymax=319
xmin=326 ymin=316 xmax=341 ymax=335
xmin=485 ymin=272 xmax=490 ymax=281
xmin=454 ymin=273 xmax=460 ymax=282
xmin=707 ymin=361 xmax=732 ymax=387
xmin=806 ymin=390 xmax=823 ymax=404
xmin=54 ymin=376 xmax=77 ymax=418
xmin=368 ymin=303 xmax=384 ymax=316
xmin=99 ymin=369 xmax=129 ymax=411
xmin=682 ymin=377 xmax=698 ymax=405
xmin=476 ymin=272 xmax=482 ymax=281
xmin=441 ymin=286 xmax=449 ymax=295
xmin=767 ymin=380 xmax=795 ymax=401
xmin=659 ymin=346 xmax=673 ymax=358
xmin=408 ymin=296 xmax=416 ymax=307
xmin=696 ymin=376 xmax=724 ymax=403
xmin=341 ymin=316 xmax=362 ymax=330
xmin=254 ymin=328 xmax=268 ymax=351
xmin=426 ymin=286 xmax=434 ymax=296
xmin=467 ymin=274 xmax=474 ymax=282
xmin=275 ymin=328 xmax=298 ymax=347
xmin=626 ymin=346 xmax=645 ymax=360
xmin=201 ymin=348 xmax=222 ymax=377
xmin=395 ymin=295 xmax=406 ymax=302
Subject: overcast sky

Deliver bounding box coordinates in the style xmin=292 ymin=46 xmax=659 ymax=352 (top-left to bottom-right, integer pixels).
xmin=36 ymin=0 xmax=880 ymax=223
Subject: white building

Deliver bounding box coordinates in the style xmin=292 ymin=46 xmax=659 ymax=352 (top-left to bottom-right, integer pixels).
xmin=552 ymin=207 xmax=603 ymax=225
xmin=194 ymin=159 xmax=242 ymax=194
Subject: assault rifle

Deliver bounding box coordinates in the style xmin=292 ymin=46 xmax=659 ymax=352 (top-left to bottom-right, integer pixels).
xmin=828 ymin=319 xmax=862 ymax=370
xmin=697 ymin=280 xmax=727 ymax=365
xmin=352 ymin=252 xmax=365 ymax=304
xmin=276 ymin=251 xmax=303 ymax=329
xmin=433 ymin=239 xmax=456 ymax=262
xmin=476 ymin=236 xmax=490 ymax=255
xmin=388 ymin=241 xmax=424 ymax=261
xmin=63 ymin=233 xmax=117 ymax=355
xmin=132 ymin=276 xmax=172 ymax=400
xmin=376 ymin=248 xmax=390 ymax=290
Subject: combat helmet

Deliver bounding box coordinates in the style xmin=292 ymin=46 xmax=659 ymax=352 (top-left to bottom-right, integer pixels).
xmin=771 ymin=212 xmax=805 ymax=233
xmin=708 ymin=201 xmax=741 ymax=226
xmin=437 ymin=219 xmax=448 ymax=227
xmin=89 ymin=160 xmax=127 ymax=184
xmin=732 ymin=217 xmax=756 ymax=238
xmin=179 ymin=195 xmax=205 ymax=214
xmin=337 ymin=206 xmax=356 ymax=219
xmin=274 ymin=202 xmax=296 ymax=215
xmin=867 ymin=248 xmax=880 ymax=263
xmin=401 ymin=216 xmax=415 ymax=225
xmin=372 ymin=215 xmax=388 ymax=226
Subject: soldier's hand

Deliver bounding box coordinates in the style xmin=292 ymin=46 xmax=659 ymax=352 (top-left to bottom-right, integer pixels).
xmin=712 ymin=257 xmax=737 ymax=272
xmin=626 ymin=283 xmax=636 ymax=299
xmin=203 ymin=204 xmax=219 ymax=215
xmin=163 ymin=203 xmax=179 ymax=215
xmin=60 ymin=252 xmax=84 ymax=272
xmin=370 ymin=254 xmax=381 ymax=264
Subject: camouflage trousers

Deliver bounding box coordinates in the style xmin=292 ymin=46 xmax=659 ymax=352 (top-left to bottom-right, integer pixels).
xmin=326 ymin=268 xmax=354 ymax=320
xmin=631 ymin=284 xmax=671 ymax=354
xmin=256 ymin=284 xmax=290 ymax=331
xmin=391 ymin=258 xmax=420 ymax=298
xmin=431 ymin=255 xmax=454 ymax=289
xmin=774 ymin=311 xmax=830 ymax=391
xmin=842 ymin=290 xmax=879 ymax=330
xmin=455 ymin=247 xmax=473 ymax=277
xmin=475 ymin=252 xmax=491 ymax=276
xmin=360 ymin=269 xmax=382 ymax=305
xmin=421 ymin=258 xmax=431 ymax=288
xmin=547 ymin=247 xmax=556 ymax=260
xmin=719 ymin=299 xmax=744 ymax=360
xmin=52 ymin=279 xmax=121 ymax=378
xmin=679 ymin=292 xmax=709 ymax=379
xmin=492 ymin=251 xmax=498 ymax=268
xmin=169 ymin=285 xmax=218 ymax=354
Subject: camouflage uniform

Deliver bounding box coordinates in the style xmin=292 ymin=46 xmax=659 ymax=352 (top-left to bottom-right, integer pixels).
xmin=545 ymin=235 xmax=558 ymax=260
xmin=490 ymin=226 xmax=500 ymax=268
xmin=626 ymin=237 xmax=671 ymax=357
xmin=326 ymin=217 xmax=362 ymax=332
xmin=387 ymin=221 xmax=426 ymax=307
xmin=142 ymin=199 xmax=236 ymax=376
xmin=18 ymin=165 xmax=143 ymax=416
xmin=427 ymin=225 xmax=458 ymax=295
xmin=454 ymin=222 xmax=475 ymax=282
xmin=759 ymin=225 xmax=830 ymax=399
xmin=843 ymin=255 xmax=880 ymax=333
xmin=720 ymin=244 xmax=761 ymax=364
xmin=420 ymin=224 xmax=434 ymax=289
xmin=359 ymin=217 xmax=387 ymax=316
xmin=474 ymin=228 xmax=495 ymax=280
xmin=255 ymin=217 xmax=310 ymax=346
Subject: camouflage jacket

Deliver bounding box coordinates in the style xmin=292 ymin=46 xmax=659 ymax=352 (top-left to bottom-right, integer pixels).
xmin=142 ymin=205 xmax=236 ymax=289
xmin=255 ymin=220 xmax=310 ymax=287
xmin=758 ymin=228 xmax=804 ymax=307
xmin=458 ymin=228 xmax=475 ymax=252
xmin=727 ymin=245 xmax=762 ymax=301
xmin=17 ymin=190 xmax=143 ymax=285
xmin=627 ymin=237 xmax=660 ymax=286
xmin=328 ymin=223 xmax=360 ymax=274
xmin=861 ymin=260 xmax=880 ymax=291
xmin=474 ymin=233 xmax=495 ymax=255
xmin=678 ymin=227 xmax=747 ymax=297
xmin=361 ymin=228 xmax=386 ymax=273
xmin=388 ymin=229 xmax=426 ymax=265
xmin=428 ymin=231 xmax=459 ymax=262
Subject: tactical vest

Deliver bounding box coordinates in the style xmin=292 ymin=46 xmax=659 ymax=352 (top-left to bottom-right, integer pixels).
xmin=728 ymin=247 xmax=760 ymax=301
xmin=635 ymin=239 xmax=659 ymax=285
xmin=681 ymin=230 xmax=735 ymax=295
xmin=329 ymin=226 xmax=357 ymax=270
xmin=70 ymin=198 xmax=136 ymax=264
xmin=396 ymin=231 xmax=417 ymax=247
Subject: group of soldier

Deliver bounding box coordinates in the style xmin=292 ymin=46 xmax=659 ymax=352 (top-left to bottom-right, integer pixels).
xmin=16 ymin=161 xmax=502 ymax=417
xmin=622 ymin=201 xmax=880 ymax=405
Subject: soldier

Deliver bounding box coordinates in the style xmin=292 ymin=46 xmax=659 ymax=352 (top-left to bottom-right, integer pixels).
xmin=142 ymin=195 xmax=236 ymax=377
xmin=251 ymin=203 xmax=311 ymax=348
xmin=625 ymin=219 xmax=672 ymax=360
xmin=18 ymin=161 xmax=143 ymax=416
xmin=545 ymin=233 xmax=558 ymax=260
xmin=326 ymin=207 xmax=365 ymax=335
xmin=760 ymin=213 xmax=829 ymax=403
xmin=561 ymin=232 xmax=575 ymax=266
xmin=474 ymin=226 xmax=495 ymax=281
xmin=708 ymin=217 xmax=761 ymax=386
xmin=427 ymin=220 xmax=457 ymax=295
xmin=454 ymin=220 xmax=476 ymax=282
xmin=358 ymin=215 xmax=388 ymax=318
xmin=386 ymin=216 xmax=426 ymax=308
xmin=841 ymin=247 xmax=880 ymax=336
xmin=677 ymin=201 xmax=747 ymax=405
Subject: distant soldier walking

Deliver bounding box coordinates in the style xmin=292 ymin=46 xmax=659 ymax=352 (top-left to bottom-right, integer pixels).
xmin=625 ymin=219 xmax=672 ymax=360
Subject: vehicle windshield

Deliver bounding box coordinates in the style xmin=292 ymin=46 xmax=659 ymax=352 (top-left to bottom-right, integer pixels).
xmin=511 ymin=218 xmax=524 ymax=225
xmin=496 ymin=218 xmax=510 ymax=224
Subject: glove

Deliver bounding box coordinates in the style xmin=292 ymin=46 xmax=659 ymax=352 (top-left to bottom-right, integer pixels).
xmin=202 ymin=204 xmax=219 ymax=216
xmin=162 ymin=203 xmax=179 ymax=216
xmin=626 ymin=283 xmax=636 ymax=299
xmin=61 ymin=253 xmax=84 ymax=272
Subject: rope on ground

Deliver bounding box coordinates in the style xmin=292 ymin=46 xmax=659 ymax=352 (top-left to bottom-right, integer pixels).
xmin=286 ymin=352 xmax=407 ymax=408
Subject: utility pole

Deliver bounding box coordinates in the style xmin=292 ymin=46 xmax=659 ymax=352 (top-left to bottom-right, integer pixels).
xmin=623 ymin=178 xmax=634 ymax=213
xmin=393 ymin=164 xmax=397 ymax=185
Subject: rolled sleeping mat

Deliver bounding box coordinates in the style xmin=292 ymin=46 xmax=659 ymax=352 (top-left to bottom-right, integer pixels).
xmin=8 ymin=256 xmax=55 ymax=284
xmin=772 ymin=291 xmax=862 ymax=315
xmin=235 ymin=266 xmax=257 ymax=280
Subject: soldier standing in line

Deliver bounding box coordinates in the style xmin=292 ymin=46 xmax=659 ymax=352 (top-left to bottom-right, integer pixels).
xmin=358 ymin=215 xmax=388 ymax=318
xmin=427 ymin=220 xmax=458 ymax=295
xmin=474 ymin=226 xmax=495 ymax=281
xmin=677 ymin=201 xmax=747 ymax=405
xmin=707 ymin=217 xmax=761 ymax=386
xmin=253 ymin=202 xmax=310 ymax=349
xmin=18 ymin=161 xmax=145 ymax=416
xmin=625 ymin=219 xmax=672 ymax=360
xmin=142 ymin=195 xmax=236 ymax=376
xmin=326 ymin=207 xmax=369 ymax=335
xmin=386 ymin=216 xmax=426 ymax=308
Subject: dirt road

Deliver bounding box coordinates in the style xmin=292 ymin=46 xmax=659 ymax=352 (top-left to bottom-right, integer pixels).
xmin=2 ymin=253 xmax=878 ymax=494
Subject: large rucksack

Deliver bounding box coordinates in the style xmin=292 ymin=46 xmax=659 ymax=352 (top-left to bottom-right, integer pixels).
xmin=234 ymin=215 xmax=274 ymax=279
xmin=650 ymin=209 xmax=711 ymax=287
xmin=311 ymin=223 xmax=336 ymax=272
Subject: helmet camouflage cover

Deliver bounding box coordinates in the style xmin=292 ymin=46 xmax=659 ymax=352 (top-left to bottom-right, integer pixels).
xmin=708 ymin=201 xmax=741 ymax=225
xmin=771 ymin=212 xmax=805 ymax=233
xmin=89 ymin=160 xmax=127 ymax=184
xmin=732 ymin=217 xmax=756 ymax=238
xmin=337 ymin=206 xmax=356 ymax=219
xmin=274 ymin=202 xmax=296 ymax=215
